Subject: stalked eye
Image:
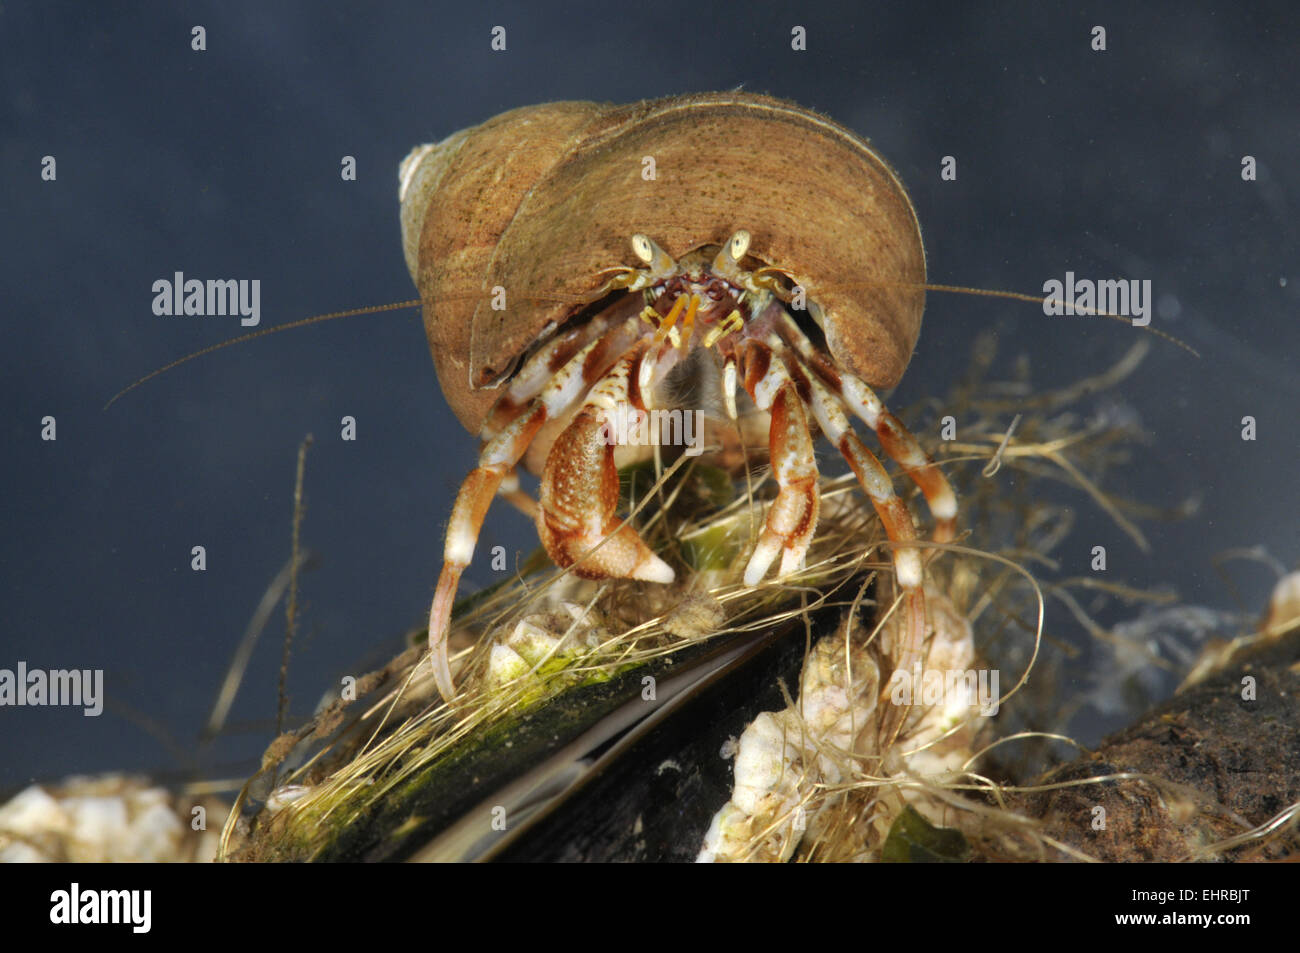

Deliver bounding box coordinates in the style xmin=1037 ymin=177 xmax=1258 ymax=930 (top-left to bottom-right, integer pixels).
xmin=631 ymin=234 xmax=655 ymax=264
xmin=729 ymin=230 xmax=751 ymax=261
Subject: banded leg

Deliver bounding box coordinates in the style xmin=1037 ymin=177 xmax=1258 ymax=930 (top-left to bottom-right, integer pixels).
xmin=478 ymin=312 xmax=645 ymax=518
xmin=427 ymin=326 xmax=640 ymax=701
xmin=537 ymin=342 xmax=675 ymax=583
xmin=479 ymin=309 xmax=637 ymax=442
xmin=774 ymin=312 xmax=957 ymax=541
xmin=787 ymin=346 xmax=929 ymax=681
xmin=737 ymin=340 xmax=821 ymax=585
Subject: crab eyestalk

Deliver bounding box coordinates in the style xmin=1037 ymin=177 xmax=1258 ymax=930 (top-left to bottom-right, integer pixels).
xmin=710 ymin=229 xmax=752 ymax=280
xmin=630 ymin=233 xmax=679 ymax=286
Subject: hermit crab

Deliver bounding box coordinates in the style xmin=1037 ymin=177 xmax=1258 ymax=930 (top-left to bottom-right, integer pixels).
xmin=400 ymin=92 xmax=957 ymax=701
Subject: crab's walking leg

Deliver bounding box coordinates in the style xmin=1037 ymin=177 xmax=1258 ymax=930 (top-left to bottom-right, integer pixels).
xmin=427 ymin=414 xmax=540 ymax=701
xmin=783 ymin=346 xmax=928 ymax=683
xmin=427 ymin=321 xmax=639 ymax=701
xmin=537 ymin=341 xmax=676 ymax=583
xmin=478 ymin=310 xmax=642 ymax=519
xmin=874 ymin=412 xmax=957 ymax=543
xmin=775 ymin=313 xmax=957 ymax=542
xmin=737 ymin=340 xmax=821 ymax=584
xmin=479 ymin=309 xmax=636 ymax=441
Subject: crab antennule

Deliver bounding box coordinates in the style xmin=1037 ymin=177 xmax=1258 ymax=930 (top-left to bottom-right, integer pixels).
xmin=678 ymin=293 xmax=699 ymax=349
xmin=653 ymin=293 xmax=688 ymax=345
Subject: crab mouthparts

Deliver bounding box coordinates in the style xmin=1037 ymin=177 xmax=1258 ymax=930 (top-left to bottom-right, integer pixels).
xmin=639 ymin=292 xmax=745 ymax=349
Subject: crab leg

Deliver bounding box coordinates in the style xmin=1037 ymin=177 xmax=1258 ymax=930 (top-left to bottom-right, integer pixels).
xmin=778 ymin=341 xmax=929 ymax=679
xmin=736 ymin=339 xmax=821 ymax=584
xmin=536 ymin=340 xmax=676 ymax=584
xmin=721 ymin=354 xmax=739 ymax=421
xmin=477 ymin=311 xmax=643 ymax=517
xmin=774 ymin=312 xmax=957 ymax=542
xmin=427 ymin=320 xmax=640 ymax=701
xmin=480 ymin=308 xmax=640 ymax=441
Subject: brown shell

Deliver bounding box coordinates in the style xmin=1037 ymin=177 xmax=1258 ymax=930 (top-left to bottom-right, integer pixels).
xmin=401 ymin=92 xmax=926 ymax=435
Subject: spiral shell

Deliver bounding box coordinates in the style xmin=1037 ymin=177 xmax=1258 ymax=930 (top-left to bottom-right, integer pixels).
xmin=400 ymin=92 xmax=926 ymax=438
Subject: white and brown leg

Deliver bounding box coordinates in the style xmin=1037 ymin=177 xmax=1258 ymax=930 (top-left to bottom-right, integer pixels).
xmin=479 ymin=312 xmax=644 ymax=518
xmin=536 ymin=340 xmax=676 ymax=583
xmin=783 ymin=347 xmax=929 ymax=680
xmin=736 ymin=339 xmax=821 ymax=584
xmin=427 ymin=321 xmax=641 ymax=701
xmin=479 ymin=309 xmax=639 ymax=441
xmin=774 ymin=313 xmax=957 ymax=542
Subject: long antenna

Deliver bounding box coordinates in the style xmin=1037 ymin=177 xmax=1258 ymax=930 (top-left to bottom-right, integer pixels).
xmin=839 ymin=279 xmax=1200 ymax=358
xmin=103 ymin=299 xmax=422 ymax=409
xmin=105 ymin=277 xmax=1198 ymax=410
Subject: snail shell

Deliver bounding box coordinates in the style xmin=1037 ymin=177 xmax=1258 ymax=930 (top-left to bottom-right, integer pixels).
xmin=400 ymin=91 xmax=925 ymax=450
